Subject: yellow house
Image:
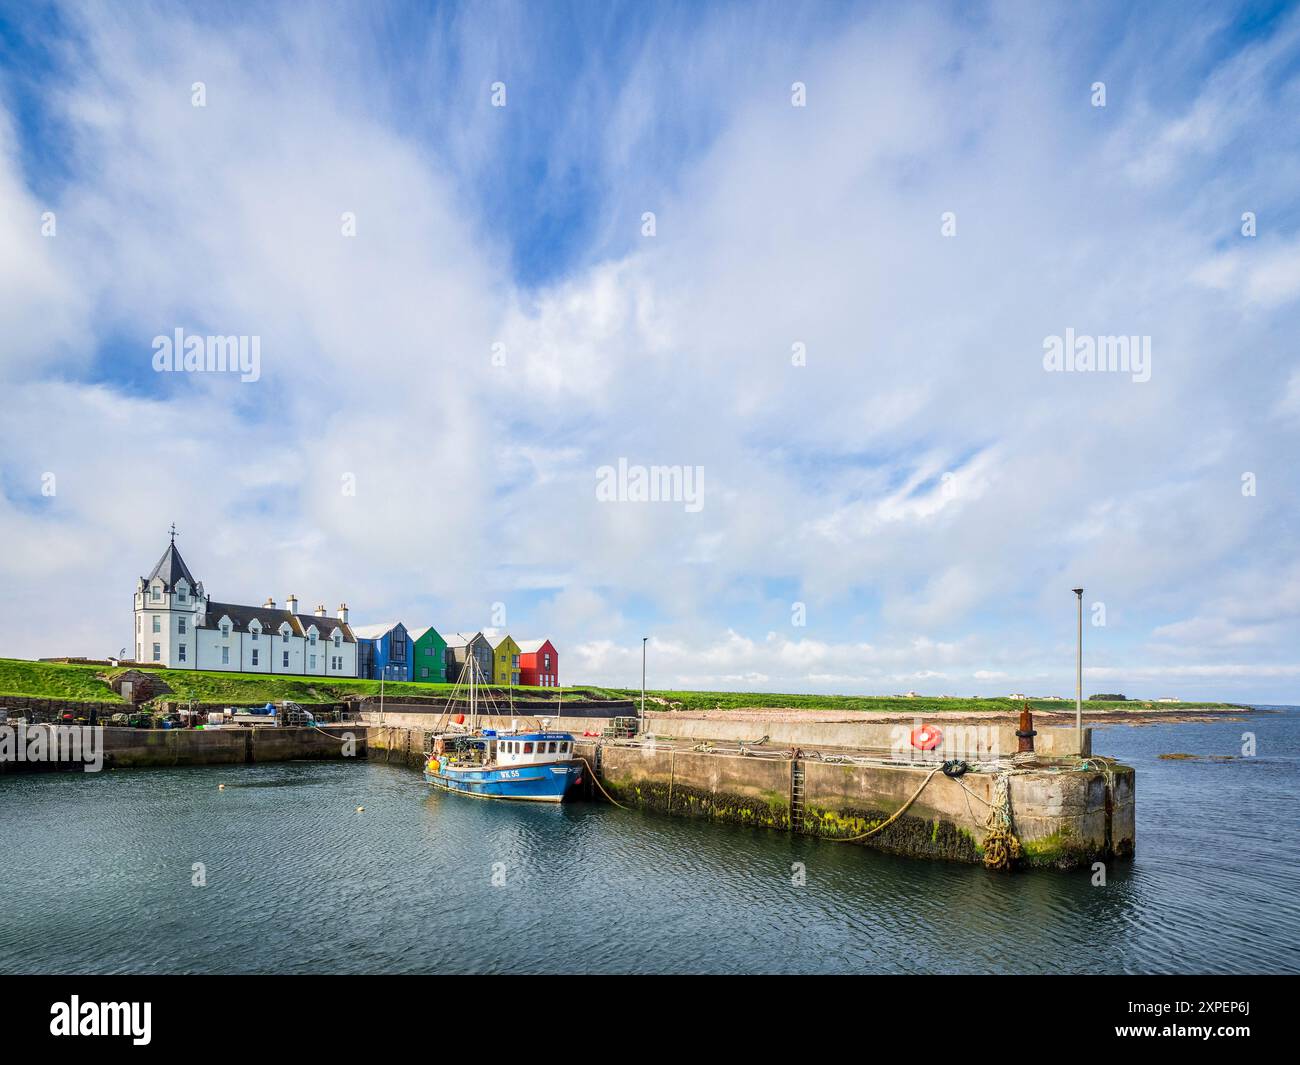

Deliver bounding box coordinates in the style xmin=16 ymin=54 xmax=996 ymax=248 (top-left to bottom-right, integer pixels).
xmin=490 ymin=634 xmax=521 ymax=686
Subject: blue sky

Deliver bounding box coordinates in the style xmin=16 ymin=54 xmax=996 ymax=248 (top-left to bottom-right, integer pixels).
xmin=1 ymin=0 xmax=1299 ymax=701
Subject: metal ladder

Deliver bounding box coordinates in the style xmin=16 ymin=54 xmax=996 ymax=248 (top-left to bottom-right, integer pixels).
xmin=790 ymin=758 xmax=805 ymax=832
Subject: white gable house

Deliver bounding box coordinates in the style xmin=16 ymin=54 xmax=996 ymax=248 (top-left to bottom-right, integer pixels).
xmin=133 ymin=537 xmax=358 ymax=676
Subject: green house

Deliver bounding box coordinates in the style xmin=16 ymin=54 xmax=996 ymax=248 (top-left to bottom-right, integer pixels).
xmin=409 ymin=626 xmax=448 ymax=682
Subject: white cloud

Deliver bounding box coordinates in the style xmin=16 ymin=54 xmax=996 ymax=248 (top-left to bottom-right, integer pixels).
xmin=1 ymin=3 xmax=1298 ymax=702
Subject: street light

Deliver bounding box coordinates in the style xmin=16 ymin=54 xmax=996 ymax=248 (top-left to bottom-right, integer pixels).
xmin=641 ymin=637 xmax=648 ymax=735
xmin=1072 ymin=587 xmax=1084 ymax=751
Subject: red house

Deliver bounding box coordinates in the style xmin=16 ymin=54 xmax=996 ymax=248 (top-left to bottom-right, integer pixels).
xmin=517 ymin=639 xmax=558 ymax=687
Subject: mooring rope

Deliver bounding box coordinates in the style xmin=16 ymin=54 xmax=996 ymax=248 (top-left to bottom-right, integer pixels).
xmin=578 ymin=755 xmax=630 ymax=810
xmin=980 ymin=770 xmax=1023 ymax=871
xmin=829 ymin=763 xmax=945 ymax=843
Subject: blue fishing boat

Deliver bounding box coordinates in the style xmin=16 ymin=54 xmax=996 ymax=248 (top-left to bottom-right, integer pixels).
xmin=423 ymin=730 xmax=585 ymax=802
xmin=421 ymin=651 xmax=585 ymax=803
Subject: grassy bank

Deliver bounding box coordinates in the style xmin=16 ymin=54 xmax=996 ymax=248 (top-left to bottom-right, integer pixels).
xmin=609 ymin=688 xmax=1248 ymax=714
xmin=0 ymin=658 xmax=624 ymax=707
xmin=0 ymin=658 xmax=1246 ymax=713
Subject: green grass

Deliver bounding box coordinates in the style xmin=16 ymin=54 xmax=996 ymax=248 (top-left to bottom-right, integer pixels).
xmin=0 ymin=658 xmax=1247 ymax=712
xmin=609 ymin=688 xmax=1247 ymax=714
xmin=0 ymin=660 xmax=124 ymax=703
xmin=0 ymin=658 xmax=632 ymax=707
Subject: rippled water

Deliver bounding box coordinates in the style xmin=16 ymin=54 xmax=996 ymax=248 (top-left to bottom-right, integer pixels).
xmin=1 ymin=708 xmax=1297 ymax=974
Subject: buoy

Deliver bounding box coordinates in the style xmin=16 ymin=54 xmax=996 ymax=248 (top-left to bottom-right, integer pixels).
xmin=910 ymin=724 xmax=943 ymax=750
xmin=218 ymin=784 xmax=225 ymax=791
xmin=356 ymin=806 xmax=364 ymax=812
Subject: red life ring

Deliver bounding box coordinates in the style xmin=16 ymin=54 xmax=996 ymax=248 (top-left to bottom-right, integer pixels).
xmin=910 ymin=724 xmax=942 ymax=750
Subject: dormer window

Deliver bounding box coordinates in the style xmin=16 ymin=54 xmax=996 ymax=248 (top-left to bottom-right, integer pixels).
xmin=152 ymin=587 xmax=161 ymax=601
xmin=309 ymin=633 xmax=317 ymax=646
xmin=221 ymin=623 xmax=230 ymax=638
xmin=333 ymin=634 xmax=341 ymax=648
xmin=282 ymin=629 xmax=290 ymax=644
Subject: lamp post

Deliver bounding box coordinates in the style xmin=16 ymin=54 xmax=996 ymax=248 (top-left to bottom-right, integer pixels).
xmin=641 ymin=637 xmax=648 ymax=735
xmin=1072 ymin=587 xmax=1084 ymax=750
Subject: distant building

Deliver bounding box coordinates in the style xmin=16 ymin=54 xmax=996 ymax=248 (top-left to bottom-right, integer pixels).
xmin=444 ymin=632 xmax=493 ymax=684
xmin=490 ymin=634 xmax=521 ymax=686
xmin=352 ymin=622 xmax=412 ymax=681
xmin=1156 ymin=696 xmax=1179 ymax=703
xmin=517 ymin=639 xmax=558 ymax=687
xmin=133 ymin=535 xmax=358 ymax=676
xmin=408 ymin=626 xmax=448 ymax=682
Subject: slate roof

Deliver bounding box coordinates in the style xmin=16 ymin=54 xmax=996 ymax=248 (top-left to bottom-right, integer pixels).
xmin=145 ymin=543 xmax=197 ymax=591
xmin=198 ymin=601 xmax=356 ymax=643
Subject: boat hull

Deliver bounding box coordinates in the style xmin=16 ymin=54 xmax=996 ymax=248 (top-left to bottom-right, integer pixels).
xmin=423 ymin=758 xmax=585 ymax=803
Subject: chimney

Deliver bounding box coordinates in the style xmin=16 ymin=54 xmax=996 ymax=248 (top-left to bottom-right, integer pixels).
xmin=338 ymin=603 xmax=349 ymax=623
xmin=315 ymin=604 xmax=327 ymax=617
xmin=287 ymin=594 xmax=299 ymax=614
xmin=264 ymin=597 xmax=276 ymax=609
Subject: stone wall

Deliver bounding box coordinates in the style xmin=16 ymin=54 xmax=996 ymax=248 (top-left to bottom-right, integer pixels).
xmin=363 ymin=724 xmax=1133 ymax=870
xmin=0 ymin=724 xmax=365 ymax=772
xmin=642 ymin=711 xmax=1092 ymax=758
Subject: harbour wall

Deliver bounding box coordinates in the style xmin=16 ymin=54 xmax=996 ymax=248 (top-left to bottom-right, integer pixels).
xmin=0 ymin=725 xmax=365 ymax=772
xmin=362 ymin=706 xmax=1089 ymax=758
xmin=642 ymin=711 xmax=1091 ymax=758
xmin=363 ymin=724 xmax=1134 ymax=869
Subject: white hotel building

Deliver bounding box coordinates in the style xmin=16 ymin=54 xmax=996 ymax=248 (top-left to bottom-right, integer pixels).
xmin=133 ymin=538 xmax=359 ymax=677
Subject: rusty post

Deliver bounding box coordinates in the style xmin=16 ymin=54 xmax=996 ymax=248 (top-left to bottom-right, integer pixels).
xmin=1016 ymin=703 xmax=1037 ymax=754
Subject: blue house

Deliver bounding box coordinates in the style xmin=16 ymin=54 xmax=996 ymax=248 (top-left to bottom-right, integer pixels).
xmin=352 ymin=622 xmax=412 ymax=681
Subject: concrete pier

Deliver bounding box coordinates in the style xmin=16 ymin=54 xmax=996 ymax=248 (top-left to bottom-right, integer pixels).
xmin=364 ymin=719 xmax=1134 ymax=870
xmin=0 ymin=724 xmax=365 ymax=772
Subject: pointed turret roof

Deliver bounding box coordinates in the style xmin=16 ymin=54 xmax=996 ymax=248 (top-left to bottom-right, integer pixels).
xmin=146 ymin=541 xmax=196 ymax=590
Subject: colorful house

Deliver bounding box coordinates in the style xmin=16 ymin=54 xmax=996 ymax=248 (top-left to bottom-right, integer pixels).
xmin=444 ymin=631 xmax=493 ymax=685
xmin=409 ymin=626 xmax=448 ymax=682
xmin=352 ymin=621 xmax=412 ymax=681
xmin=517 ymin=639 xmax=558 ymax=687
xmin=490 ymin=634 xmax=521 ymax=686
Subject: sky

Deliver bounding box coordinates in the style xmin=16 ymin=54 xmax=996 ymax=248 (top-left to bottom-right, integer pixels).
xmin=1 ymin=0 xmax=1298 ymax=702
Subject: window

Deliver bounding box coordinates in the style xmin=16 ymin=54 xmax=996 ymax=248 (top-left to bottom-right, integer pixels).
xmin=420 ymin=667 xmax=428 ymax=678
xmin=152 ymin=615 xmax=160 ymax=633
xmin=152 ymin=643 xmax=161 ymax=661
xmin=424 ymin=647 xmax=432 ymax=656
xmin=544 ymin=653 xmax=551 ymax=668
xmin=251 ymin=630 xmax=258 ymax=641
xmin=309 ymin=633 xmax=317 ymax=646
xmin=309 ymin=654 xmax=316 ymax=669
xmin=177 ymin=588 xmax=186 ymax=602
xmin=178 ymin=644 xmax=186 ymax=662
xmin=178 ymin=617 xmax=186 ymax=634
xmin=152 ymin=586 xmax=161 ymax=601
xmin=282 ymin=631 xmax=289 ymax=644
xmin=523 ymin=742 xmax=534 ymax=754
xmin=136 ymin=616 xmax=141 ymax=633
xmin=282 ymin=651 xmax=290 ymax=668
xmin=334 ymin=634 xmax=341 ymax=647
xmin=221 ymin=623 xmax=229 ymax=638
xmin=251 ymin=649 xmax=258 ymax=666
xmin=222 ymin=647 xmax=230 ymax=665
